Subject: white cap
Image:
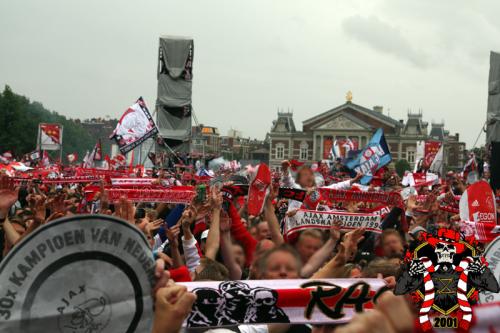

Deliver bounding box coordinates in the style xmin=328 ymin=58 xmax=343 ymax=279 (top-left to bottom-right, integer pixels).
xmin=201 ymin=229 xmax=209 ymax=240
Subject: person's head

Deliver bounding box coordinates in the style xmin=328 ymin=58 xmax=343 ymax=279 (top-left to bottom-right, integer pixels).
xmin=362 ymin=258 xmax=399 ymax=278
xmin=255 ymin=221 xmax=270 ymax=241
xmin=232 ymin=242 xmax=246 ymax=269
xmin=295 ymin=229 xmax=324 ymax=264
xmin=200 ymin=229 xmax=209 ymax=253
xmin=193 ymin=257 xmax=229 ymax=281
xmin=385 ymin=174 xmax=398 ymax=187
xmin=255 ymin=238 xmax=275 ymax=256
xmin=380 ymin=229 xmax=404 ymax=258
xmin=337 ymin=263 xmax=363 ymax=278
xmin=296 ymin=166 xmax=315 ymax=188
xmin=249 ymin=225 xmax=257 ymax=239
xmin=255 ymin=244 xmax=302 ymax=280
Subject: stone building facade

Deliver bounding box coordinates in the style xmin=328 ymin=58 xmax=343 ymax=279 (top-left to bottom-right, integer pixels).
xmin=268 ymin=98 xmax=466 ymax=171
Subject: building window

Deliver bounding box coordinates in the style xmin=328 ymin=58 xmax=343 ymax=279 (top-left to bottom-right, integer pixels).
xmin=299 ymin=142 xmax=308 ymax=160
xmin=276 ymin=144 xmax=284 ymax=160
xmin=407 ymin=150 xmax=415 ymax=164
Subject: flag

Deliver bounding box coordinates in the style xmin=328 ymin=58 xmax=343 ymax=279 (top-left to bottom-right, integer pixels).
xmin=463 ymin=153 xmax=478 ymax=183
xmin=39 ymin=123 xmax=62 ymax=150
xmin=196 ymin=167 xmax=213 ymax=177
xmin=428 ymin=144 xmax=444 ymax=173
xmin=289 ymin=159 xmax=304 ymax=172
xmin=82 ymin=151 xmax=92 ymax=168
xmin=41 ymin=151 xmax=50 ymax=167
xmin=30 ymin=150 xmax=41 ymax=162
xmin=341 ymin=138 xmax=357 ymax=157
xmin=330 ymin=139 xmax=358 ymax=160
xmin=10 ymin=162 xmax=32 ymax=172
xmin=0 ymin=151 xmax=12 ymax=164
xmin=67 ymin=153 xmax=78 ymax=164
xmin=114 ymin=154 xmax=126 ymax=166
xmin=423 ymin=141 xmax=441 ymax=168
xmin=103 ymin=154 xmax=111 ymax=170
xmin=330 ymin=140 xmax=340 ymax=160
xmin=346 ymin=128 xmax=392 ymax=185
xmin=92 ymin=140 xmax=102 ymax=161
xmin=110 ymin=97 xmax=158 ymax=155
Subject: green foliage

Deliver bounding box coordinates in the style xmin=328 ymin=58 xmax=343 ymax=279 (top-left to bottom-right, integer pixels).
xmin=0 ymin=85 xmax=95 ymax=159
xmin=395 ymin=159 xmax=412 ymax=177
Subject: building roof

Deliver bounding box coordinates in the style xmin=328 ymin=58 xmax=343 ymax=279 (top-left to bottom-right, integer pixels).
xmin=271 ymin=112 xmax=297 ymax=133
xmin=403 ymin=112 xmax=427 ymax=135
xmin=303 ymin=101 xmax=401 ymax=128
xmin=429 ymin=123 xmax=446 ymax=140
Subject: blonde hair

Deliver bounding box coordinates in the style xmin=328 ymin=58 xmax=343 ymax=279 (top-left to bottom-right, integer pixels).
xmin=298 ymin=229 xmax=323 ymax=242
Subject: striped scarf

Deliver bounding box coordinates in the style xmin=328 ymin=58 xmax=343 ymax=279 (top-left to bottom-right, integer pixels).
xmin=455 ymin=257 xmax=473 ymax=331
xmin=419 ymin=257 xmax=435 ymax=332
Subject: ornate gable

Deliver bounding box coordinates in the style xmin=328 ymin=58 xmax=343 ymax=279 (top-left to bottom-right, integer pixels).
xmin=303 ymin=102 xmax=401 ymax=134
xmin=312 ymin=113 xmax=370 ymax=131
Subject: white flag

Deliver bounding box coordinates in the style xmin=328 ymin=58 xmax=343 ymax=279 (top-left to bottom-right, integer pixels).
xmin=429 ymin=145 xmax=444 ymax=173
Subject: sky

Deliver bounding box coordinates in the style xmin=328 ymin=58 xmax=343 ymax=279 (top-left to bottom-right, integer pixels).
xmin=1 ymin=0 xmax=499 ymax=147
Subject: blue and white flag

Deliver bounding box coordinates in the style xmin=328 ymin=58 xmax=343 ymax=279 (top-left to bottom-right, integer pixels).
xmin=346 ymin=128 xmax=392 ymax=184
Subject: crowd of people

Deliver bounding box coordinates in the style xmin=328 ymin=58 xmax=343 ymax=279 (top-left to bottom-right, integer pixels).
xmin=0 ymin=153 xmax=498 ymax=333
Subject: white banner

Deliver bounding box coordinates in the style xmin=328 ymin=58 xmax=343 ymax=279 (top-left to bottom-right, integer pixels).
xmin=285 ymin=209 xmax=382 ymax=236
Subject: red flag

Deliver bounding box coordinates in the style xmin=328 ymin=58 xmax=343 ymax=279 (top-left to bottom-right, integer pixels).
xmin=93 ymin=140 xmax=102 ymax=161
xmin=423 ymin=141 xmax=441 ymax=168
xmin=40 ymin=123 xmax=61 ymax=144
xmin=289 ymin=159 xmax=304 ymax=172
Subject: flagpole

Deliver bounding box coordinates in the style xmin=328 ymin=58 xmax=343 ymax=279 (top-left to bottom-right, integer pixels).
xmin=59 ymin=124 xmax=64 ymax=164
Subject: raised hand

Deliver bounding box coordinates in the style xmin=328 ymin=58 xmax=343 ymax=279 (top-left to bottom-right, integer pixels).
xmin=148 ymin=218 xmax=164 ymax=232
xmin=406 ymin=195 xmax=418 ymax=211
xmin=48 ymin=193 xmax=66 ymax=215
xmin=209 ymin=187 xmax=223 ymax=210
xmin=266 ymin=184 xmax=279 ymax=207
xmin=33 ymin=195 xmax=47 ymax=223
xmin=219 ymin=210 xmax=232 ymax=233
xmin=342 ymin=227 xmax=365 ymax=262
xmin=166 ymin=224 xmax=180 ymax=247
xmin=152 ymin=284 xmax=196 ymax=333
xmin=329 ymin=219 xmax=342 ymax=241
xmin=114 ymin=196 xmax=136 ymax=224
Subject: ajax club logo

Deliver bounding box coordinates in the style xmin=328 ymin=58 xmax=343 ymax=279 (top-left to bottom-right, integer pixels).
xmin=395 ymin=228 xmax=499 ymax=331
xmin=56 ymin=285 xmax=112 ymax=333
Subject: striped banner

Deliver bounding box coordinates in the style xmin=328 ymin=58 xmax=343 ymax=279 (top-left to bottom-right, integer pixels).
xmin=179 ymin=279 xmax=387 ymax=327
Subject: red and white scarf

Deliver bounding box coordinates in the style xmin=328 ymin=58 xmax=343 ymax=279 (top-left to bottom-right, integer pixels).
xmin=179 ymin=279 xmax=387 ymax=327
xmin=285 ymin=209 xmax=382 ymax=236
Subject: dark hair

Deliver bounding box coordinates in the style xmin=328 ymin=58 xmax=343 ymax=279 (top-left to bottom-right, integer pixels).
xmin=194 ymin=257 xmax=229 ymax=281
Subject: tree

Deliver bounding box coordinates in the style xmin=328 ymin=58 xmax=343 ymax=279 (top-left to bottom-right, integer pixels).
xmin=395 ymin=159 xmax=411 ymax=177
xmin=0 ymin=85 xmax=96 ymax=159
